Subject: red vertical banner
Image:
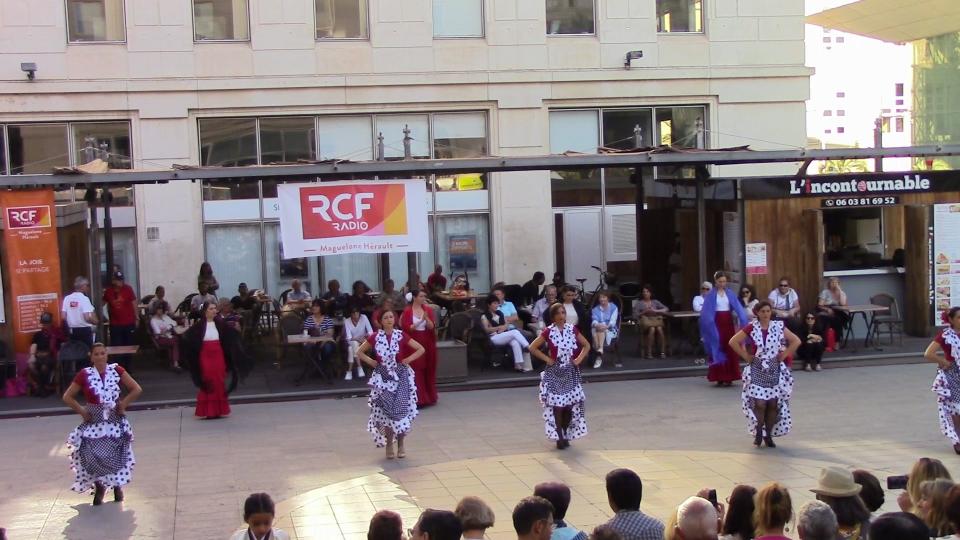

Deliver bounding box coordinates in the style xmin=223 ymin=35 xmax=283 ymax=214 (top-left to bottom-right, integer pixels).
xmin=0 ymin=190 xmax=63 ymax=360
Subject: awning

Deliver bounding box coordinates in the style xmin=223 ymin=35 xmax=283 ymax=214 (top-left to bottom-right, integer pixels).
xmin=806 ymin=0 xmax=960 ymax=43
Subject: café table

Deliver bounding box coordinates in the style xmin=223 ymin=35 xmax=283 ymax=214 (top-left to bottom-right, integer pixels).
xmin=663 ymin=310 xmax=701 ymax=357
xmin=106 ymin=345 xmax=140 ymax=356
xmin=289 ymin=334 xmax=336 ymax=385
xmin=835 ymin=304 xmax=890 ymax=351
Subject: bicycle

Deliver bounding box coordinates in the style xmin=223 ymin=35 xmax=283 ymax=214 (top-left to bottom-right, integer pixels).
xmin=574 ymin=266 xmax=617 ymax=305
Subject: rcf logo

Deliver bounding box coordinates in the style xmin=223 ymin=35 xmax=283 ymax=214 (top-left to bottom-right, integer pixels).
xmin=6 ymin=205 xmax=51 ymax=229
xmin=300 ymin=184 xmax=407 ymax=239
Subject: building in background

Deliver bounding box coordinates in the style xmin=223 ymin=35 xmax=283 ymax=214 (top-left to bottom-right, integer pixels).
xmin=0 ymin=0 xmax=809 ymax=303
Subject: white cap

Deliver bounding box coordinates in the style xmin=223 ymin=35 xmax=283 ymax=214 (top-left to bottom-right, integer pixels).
xmin=701 ymin=281 xmax=713 ymax=290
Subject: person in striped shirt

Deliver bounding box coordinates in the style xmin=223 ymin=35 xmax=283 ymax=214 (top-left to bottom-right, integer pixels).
xmin=303 ymin=300 xmax=337 ymax=374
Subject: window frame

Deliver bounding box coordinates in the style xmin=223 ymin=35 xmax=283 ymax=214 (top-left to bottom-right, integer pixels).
xmin=545 ymin=0 xmax=597 ymax=37
xmin=191 ymin=0 xmax=251 ymax=43
xmin=313 ymin=0 xmax=371 ymax=41
xmin=656 ymin=0 xmax=705 ymax=35
xmin=432 ymin=0 xmax=485 ymax=39
xmin=64 ymin=0 xmax=128 ymax=44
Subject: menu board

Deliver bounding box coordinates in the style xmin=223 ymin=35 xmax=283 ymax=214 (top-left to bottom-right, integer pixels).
xmin=933 ymin=204 xmax=960 ymax=320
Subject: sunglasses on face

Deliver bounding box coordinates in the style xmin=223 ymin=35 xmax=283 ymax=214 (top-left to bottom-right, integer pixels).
xmin=779 ymin=283 xmax=789 ymax=287
xmin=806 ymin=316 xmax=815 ymax=320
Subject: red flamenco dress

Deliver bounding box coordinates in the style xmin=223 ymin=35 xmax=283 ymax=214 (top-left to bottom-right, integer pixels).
xmin=401 ymin=306 xmax=438 ymax=406
xmin=699 ymin=287 xmax=749 ymax=384
xmin=186 ymin=318 xmax=238 ymax=418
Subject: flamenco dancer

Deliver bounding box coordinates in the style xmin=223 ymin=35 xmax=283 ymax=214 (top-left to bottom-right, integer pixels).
xmin=699 ymin=271 xmax=751 ymax=386
xmin=401 ymin=289 xmax=439 ymax=407
xmin=729 ymin=301 xmax=800 ymax=448
xmin=183 ymin=301 xmax=239 ymax=419
xmin=63 ymin=342 xmax=142 ymax=505
xmin=529 ymin=303 xmax=590 ymax=450
xmin=356 ymin=310 xmax=426 ymax=459
xmin=924 ymin=307 xmax=960 ymax=454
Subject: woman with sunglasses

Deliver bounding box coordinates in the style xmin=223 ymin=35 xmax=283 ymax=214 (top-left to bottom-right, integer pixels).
xmin=739 ymin=284 xmax=759 ymax=321
xmin=796 ymin=312 xmax=826 ymax=372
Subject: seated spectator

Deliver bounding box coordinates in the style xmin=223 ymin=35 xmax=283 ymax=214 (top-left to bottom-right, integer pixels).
xmin=693 ymin=282 xmax=712 ymax=312
xmin=816 ymin=277 xmax=849 ymax=341
xmin=147 ymin=285 xmax=167 ymax=315
xmin=372 ymin=299 xmax=396 ymax=332
xmin=482 ymin=294 xmax=532 ymax=372
xmin=410 ymin=509 xmax=462 ymax=540
xmin=591 ymin=291 xmax=620 ymax=368
xmin=231 ymin=282 xmax=258 ymax=311
xmin=673 ymin=496 xmax=719 ymax=540
xmin=602 ymin=468 xmax=664 ymax=540
xmin=534 ymin=481 xmax=589 ymax=540
xmin=531 ymin=285 xmax=558 ymax=331
xmin=321 ymin=279 xmax=349 ymax=315
xmin=796 ymin=312 xmax=826 ymax=372
xmin=367 ymin=509 xmax=404 ymax=540
xmin=739 ymin=284 xmax=759 ymax=321
xmin=720 ymin=484 xmax=757 ymax=540
xmin=900 ymin=457 xmax=953 ymax=514
xmin=404 ymin=273 xmax=427 ymax=296
xmin=149 ymin=302 xmax=182 ymax=371
xmin=494 ymin=285 xmax=534 ymax=340
xmin=303 ymin=300 xmax=337 ymax=370
xmin=767 ymin=277 xmax=801 ymax=332
xmin=286 ymin=279 xmax=313 ymax=308
xmin=190 ymin=283 xmax=217 ymax=315
xmin=522 ymin=271 xmax=546 ymax=306
xmin=810 ymin=467 xmax=871 ymax=540
xmin=513 ymin=496 xmax=555 ymax=540
xmin=455 ymin=495 xmax=496 ymax=540
xmin=589 ymin=526 xmax=623 ymax=540
xmin=917 ymin=479 xmax=955 ymax=538
xmin=343 ymin=306 xmax=372 ymax=381
xmin=348 ymin=280 xmax=376 ymax=318
xmin=753 ymin=482 xmax=792 ymax=540
xmin=218 ymin=298 xmax=242 ymax=332
xmin=378 ymin=279 xmax=405 ymax=308
xmin=867 ymin=512 xmax=929 ymax=540
xmin=796 ymin=501 xmax=838 ymax=540
xmin=633 ymin=285 xmax=668 ymax=360
xmin=427 ymin=265 xmax=448 ymax=294
xmin=28 ymin=312 xmax=64 ymax=397
xmin=852 ymin=470 xmax=884 ymax=515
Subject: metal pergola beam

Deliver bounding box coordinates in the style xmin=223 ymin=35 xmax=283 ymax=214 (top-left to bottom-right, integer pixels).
xmin=4 ymin=144 xmax=960 ymax=187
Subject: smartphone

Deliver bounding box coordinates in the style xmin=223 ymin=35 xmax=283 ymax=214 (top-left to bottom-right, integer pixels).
xmin=707 ymin=489 xmax=718 ymax=507
xmin=887 ymin=475 xmax=909 ymax=490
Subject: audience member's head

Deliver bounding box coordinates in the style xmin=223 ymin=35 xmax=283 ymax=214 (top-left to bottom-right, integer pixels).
xmin=944 ymin=484 xmax=960 ymax=533
xmin=367 ymin=509 xmax=404 ymax=540
xmin=242 ymin=493 xmax=276 ymax=539
xmin=533 ymin=482 xmax=574 ymax=521
xmin=454 ymin=496 xmax=495 ymax=536
xmin=589 ymin=524 xmax=623 ymax=540
xmin=512 ymin=496 xmax=554 ymax=540
xmin=796 ymin=501 xmax=838 ymax=540
xmin=533 ymin=271 xmax=545 ymax=284
xmin=868 ymin=511 xmax=930 ymax=540
xmin=721 ymin=485 xmax=757 ymax=540
xmin=410 ymin=509 xmax=462 ymax=540
xmin=606 ymin=468 xmax=643 ymax=512
xmin=852 ymin=470 xmax=885 ymax=512
xmin=674 ymin=496 xmax=718 ymax=540
xmin=919 ymin=478 xmax=955 ymax=536
xmin=811 ymin=467 xmax=869 ymax=529
xmin=753 ymin=482 xmax=792 ymax=534
xmin=908 ymin=457 xmax=953 ymax=510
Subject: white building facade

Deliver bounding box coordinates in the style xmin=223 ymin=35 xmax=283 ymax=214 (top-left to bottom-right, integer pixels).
xmin=0 ymin=0 xmax=810 ymax=301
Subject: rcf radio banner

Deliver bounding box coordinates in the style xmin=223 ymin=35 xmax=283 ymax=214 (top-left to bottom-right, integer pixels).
xmin=278 ymin=180 xmax=429 ymax=257
xmin=0 ymin=190 xmax=63 ymax=358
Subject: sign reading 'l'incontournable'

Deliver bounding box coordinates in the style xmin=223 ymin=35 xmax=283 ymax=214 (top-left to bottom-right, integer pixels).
xmin=741 ymin=170 xmax=960 ymax=200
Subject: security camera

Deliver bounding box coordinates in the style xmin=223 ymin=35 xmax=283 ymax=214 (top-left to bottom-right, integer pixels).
xmin=20 ymin=62 xmax=37 ymax=80
xmin=624 ymin=50 xmax=643 ymax=69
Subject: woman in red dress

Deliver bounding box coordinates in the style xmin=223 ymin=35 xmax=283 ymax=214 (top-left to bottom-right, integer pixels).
xmin=699 ymin=271 xmax=750 ymax=386
xmin=184 ymin=301 xmax=238 ymax=419
xmin=401 ymin=289 xmax=438 ymax=407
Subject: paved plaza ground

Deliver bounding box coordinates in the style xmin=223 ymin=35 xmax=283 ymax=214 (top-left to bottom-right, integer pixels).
xmin=0 ymin=362 xmax=954 ymax=539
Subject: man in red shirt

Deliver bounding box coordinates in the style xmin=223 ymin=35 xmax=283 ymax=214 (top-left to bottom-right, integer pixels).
xmin=426 ymin=265 xmax=447 ymax=294
xmin=103 ymin=271 xmax=138 ymax=370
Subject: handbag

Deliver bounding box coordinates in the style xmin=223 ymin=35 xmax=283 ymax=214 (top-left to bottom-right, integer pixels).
xmin=640 ymin=315 xmax=663 ymax=328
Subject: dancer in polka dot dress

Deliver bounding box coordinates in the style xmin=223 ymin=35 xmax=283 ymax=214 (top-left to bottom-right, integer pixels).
xmin=729 ymin=301 xmax=800 ymax=449
xmin=924 ymin=307 xmax=960 ymax=454
xmin=62 ymin=342 xmax=142 ymax=505
xmin=529 ymin=303 xmax=591 ymax=450
xmin=356 ymin=310 xmax=425 ymax=459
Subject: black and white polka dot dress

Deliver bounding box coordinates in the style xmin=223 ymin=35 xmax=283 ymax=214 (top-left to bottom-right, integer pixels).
xmin=932 ymin=328 xmax=960 ymax=444
xmin=740 ymin=321 xmax=794 ymax=438
xmin=539 ymin=324 xmax=588 ymax=441
xmin=366 ymin=329 xmax=418 ymax=447
xmin=65 ymin=365 xmax=135 ymax=493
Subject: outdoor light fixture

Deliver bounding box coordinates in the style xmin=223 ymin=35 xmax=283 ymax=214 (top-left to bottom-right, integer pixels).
xmin=624 ymin=50 xmax=643 ymax=69
xmin=20 ymin=62 xmax=36 ymax=80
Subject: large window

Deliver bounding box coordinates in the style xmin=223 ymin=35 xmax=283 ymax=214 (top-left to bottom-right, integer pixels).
xmin=193 ymin=0 xmax=249 ymax=41
xmin=657 ymin=0 xmax=703 ymax=33
xmin=823 ymin=208 xmax=899 ymax=271
xmin=315 ymin=0 xmax=368 ymax=39
xmin=433 ymin=0 xmax=483 ymax=38
xmin=199 ymin=118 xmax=258 ymax=201
xmin=546 ymin=0 xmax=594 ymax=35
xmin=204 ymin=224 xmax=265 ymax=293
xmin=66 ymin=0 xmax=126 ymax=42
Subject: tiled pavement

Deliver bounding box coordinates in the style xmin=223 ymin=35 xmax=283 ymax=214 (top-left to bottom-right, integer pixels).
xmin=0 ymin=362 xmax=954 ymax=539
